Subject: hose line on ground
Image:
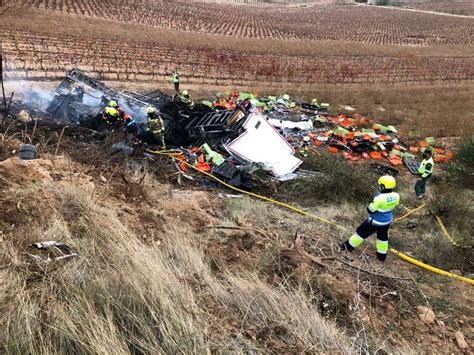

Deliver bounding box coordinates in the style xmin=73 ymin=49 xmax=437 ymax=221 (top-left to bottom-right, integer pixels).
xmin=148 ymin=150 xmax=346 ymax=230
xmin=148 ymin=150 xmax=473 ymax=286
xmin=435 ymin=216 xmax=472 ymax=249
xmin=390 ymin=248 xmax=474 ymax=285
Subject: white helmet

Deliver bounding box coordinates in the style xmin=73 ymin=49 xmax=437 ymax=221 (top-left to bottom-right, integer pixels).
xmin=303 ymin=136 xmax=311 ymax=142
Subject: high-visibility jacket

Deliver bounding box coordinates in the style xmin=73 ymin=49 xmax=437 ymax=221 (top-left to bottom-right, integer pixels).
xmin=418 ymin=157 xmax=434 ymax=178
xmin=148 ymin=114 xmax=165 ymax=133
xmin=180 ymin=95 xmax=194 ymax=107
xmin=367 ymin=191 xmax=400 ymax=226
xmin=299 ymin=142 xmax=309 ymax=157
xmin=172 ymin=73 xmax=179 ymax=83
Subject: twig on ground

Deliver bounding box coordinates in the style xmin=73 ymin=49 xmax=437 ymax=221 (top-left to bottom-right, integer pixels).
xmin=53 ymin=126 xmax=67 ymax=156
xmin=336 ymin=258 xmax=412 ymax=281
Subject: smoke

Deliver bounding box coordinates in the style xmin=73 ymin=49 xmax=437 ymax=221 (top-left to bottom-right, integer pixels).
xmin=3 ymin=68 xmax=149 ymax=123
xmin=5 ymin=79 xmax=55 ymax=111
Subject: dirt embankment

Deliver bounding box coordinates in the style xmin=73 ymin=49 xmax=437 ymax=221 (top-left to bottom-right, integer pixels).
xmin=0 ymin=123 xmax=472 ymax=353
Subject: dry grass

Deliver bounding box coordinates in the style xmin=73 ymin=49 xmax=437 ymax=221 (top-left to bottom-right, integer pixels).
xmin=296 ymin=83 xmax=474 ymax=138
xmin=0 ymin=183 xmax=352 ymax=353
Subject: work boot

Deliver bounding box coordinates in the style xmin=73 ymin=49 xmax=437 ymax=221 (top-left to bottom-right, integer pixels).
xmin=417 ymin=194 xmax=424 ymax=199
xmin=376 ymin=252 xmax=387 ymax=262
xmin=339 ymin=241 xmax=354 ymax=253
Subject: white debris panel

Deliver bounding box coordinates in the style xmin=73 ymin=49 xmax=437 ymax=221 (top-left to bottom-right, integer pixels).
xmin=227 ymin=111 xmax=302 ymax=177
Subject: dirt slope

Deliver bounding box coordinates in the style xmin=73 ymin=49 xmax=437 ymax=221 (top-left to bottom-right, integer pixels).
xmin=0 ymin=127 xmax=472 ymax=352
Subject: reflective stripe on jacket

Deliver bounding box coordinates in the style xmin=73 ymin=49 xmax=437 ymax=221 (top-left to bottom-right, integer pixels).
xmin=368 ymin=191 xmax=400 ymax=226
xmin=418 ymin=157 xmax=434 ymax=178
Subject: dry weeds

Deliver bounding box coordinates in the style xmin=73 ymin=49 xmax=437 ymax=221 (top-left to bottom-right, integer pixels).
xmin=0 ymin=183 xmax=352 ymax=353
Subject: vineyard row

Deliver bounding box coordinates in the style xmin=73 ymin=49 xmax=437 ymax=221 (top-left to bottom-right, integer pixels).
xmin=7 ymin=0 xmax=474 ymax=46
xmin=2 ymin=31 xmax=473 ymax=85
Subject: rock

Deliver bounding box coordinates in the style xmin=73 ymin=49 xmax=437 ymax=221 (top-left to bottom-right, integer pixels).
xmin=436 ymin=319 xmax=445 ymax=327
xmin=99 ymin=175 xmax=107 ymax=183
xmin=416 ymin=306 xmax=436 ymax=325
xmin=454 ymin=331 xmax=468 ymax=349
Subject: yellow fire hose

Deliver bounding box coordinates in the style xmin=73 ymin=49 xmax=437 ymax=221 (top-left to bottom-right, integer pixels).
xmin=394 ymin=204 xmax=426 ymax=222
xmin=395 ymin=204 xmax=471 ymax=249
xmin=435 ymin=216 xmax=472 ymax=249
xmin=148 ymin=150 xmax=473 ymax=286
xmin=148 ymin=149 xmax=345 ymax=230
xmin=391 ymin=248 xmax=474 ymax=285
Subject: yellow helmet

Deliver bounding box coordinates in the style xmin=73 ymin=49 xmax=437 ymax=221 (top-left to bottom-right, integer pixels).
xmin=182 ymin=90 xmax=189 ymax=96
xmin=146 ymin=106 xmax=155 ymax=114
xmin=378 ymin=175 xmax=396 ymax=190
xmin=109 ymin=100 xmax=118 ymax=107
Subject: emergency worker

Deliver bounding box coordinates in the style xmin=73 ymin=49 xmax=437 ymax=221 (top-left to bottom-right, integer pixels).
xmin=146 ymin=107 xmax=166 ymax=149
xmin=415 ymin=149 xmax=434 ymax=199
xmin=340 ymin=176 xmax=400 ymax=262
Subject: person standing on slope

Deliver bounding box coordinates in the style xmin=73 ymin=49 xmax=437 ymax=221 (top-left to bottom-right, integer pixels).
xmin=171 ymin=69 xmax=180 ymax=93
xmin=415 ymin=149 xmax=434 ymax=199
xmin=340 ymin=175 xmax=400 ymax=262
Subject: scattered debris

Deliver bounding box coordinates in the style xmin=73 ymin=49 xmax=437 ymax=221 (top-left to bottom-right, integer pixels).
xmin=17 ymin=144 xmax=37 ymax=160
xmin=28 ymin=241 xmax=77 ymax=264
xmin=9 ymin=68 xmax=455 ymax=192
xmin=17 ymin=109 xmax=32 ymax=122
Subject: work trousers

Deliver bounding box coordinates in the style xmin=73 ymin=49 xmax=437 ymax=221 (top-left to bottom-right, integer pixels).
xmin=174 ymin=82 xmax=180 ymax=93
xmin=415 ymin=176 xmax=429 ymax=197
xmin=344 ymin=219 xmax=390 ymax=261
xmin=152 ymin=132 xmax=166 ymax=149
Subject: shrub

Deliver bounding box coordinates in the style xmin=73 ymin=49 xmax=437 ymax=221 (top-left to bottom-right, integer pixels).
xmin=281 ymin=152 xmax=374 ymax=206
xmin=417 ymin=233 xmax=473 ymax=274
xmin=443 ymin=137 xmax=474 ymax=190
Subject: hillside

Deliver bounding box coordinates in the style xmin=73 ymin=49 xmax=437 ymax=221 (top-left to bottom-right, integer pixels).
xmin=0 ymin=0 xmax=473 ymax=353
xmin=0 ymin=116 xmax=472 ymax=353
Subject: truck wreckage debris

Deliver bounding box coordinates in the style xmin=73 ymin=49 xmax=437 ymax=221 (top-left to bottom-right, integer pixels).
xmin=8 ymin=69 xmax=454 ymax=189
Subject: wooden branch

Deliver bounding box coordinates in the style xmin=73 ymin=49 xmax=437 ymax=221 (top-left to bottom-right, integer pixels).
xmin=53 ymin=126 xmax=67 ymax=156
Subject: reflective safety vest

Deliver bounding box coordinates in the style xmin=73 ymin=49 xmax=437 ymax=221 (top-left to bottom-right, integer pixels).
xmin=418 ymin=157 xmax=434 ymax=178
xmin=368 ymin=191 xmax=400 ymax=226
xmin=172 ymin=73 xmax=179 ymax=83
xmin=299 ymin=142 xmax=309 ymax=157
